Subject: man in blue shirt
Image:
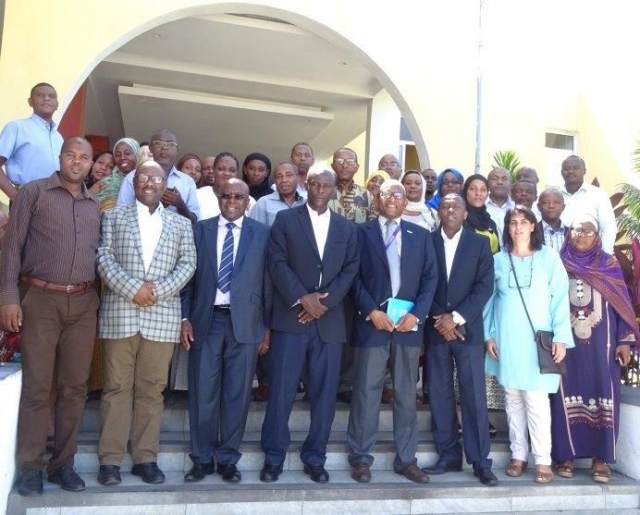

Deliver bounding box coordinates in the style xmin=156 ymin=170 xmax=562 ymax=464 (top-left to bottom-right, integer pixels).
xmin=116 ymin=129 xmax=200 ymax=221
xmin=0 ymin=83 xmax=64 ymax=200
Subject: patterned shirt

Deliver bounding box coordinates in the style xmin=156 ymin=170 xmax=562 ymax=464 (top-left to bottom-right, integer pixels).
xmin=328 ymin=181 xmax=371 ymax=224
xmin=0 ymin=173 xmax=100 ymax=305
xmin=540 ymin=220 xmax=567 ymax=252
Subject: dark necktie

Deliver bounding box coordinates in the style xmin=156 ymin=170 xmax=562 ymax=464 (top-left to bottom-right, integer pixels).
xmin=218 ymin=222 xmax=235 ymax=294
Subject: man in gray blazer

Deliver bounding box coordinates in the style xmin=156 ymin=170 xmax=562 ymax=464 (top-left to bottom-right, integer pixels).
xmin=96 ymin=161 xmax=196 ymax=486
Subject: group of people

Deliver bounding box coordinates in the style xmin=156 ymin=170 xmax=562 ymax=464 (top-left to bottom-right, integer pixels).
xmin=0 ymin=83 xmax=636 ymax=498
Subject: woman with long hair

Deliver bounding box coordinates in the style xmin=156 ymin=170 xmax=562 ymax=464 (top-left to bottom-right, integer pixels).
xmin=484 ymin=206 xmax=573 ymax=483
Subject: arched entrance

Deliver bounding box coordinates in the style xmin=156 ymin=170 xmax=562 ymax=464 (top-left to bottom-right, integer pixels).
xmin=58 ymin=2 xmax=429 ymax=174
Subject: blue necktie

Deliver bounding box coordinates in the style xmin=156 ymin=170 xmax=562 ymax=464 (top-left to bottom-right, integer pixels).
xmin=218 ymin=222 xmax=235 ymax=294
xmin=385 ymin=220 xmax=401 ymax=297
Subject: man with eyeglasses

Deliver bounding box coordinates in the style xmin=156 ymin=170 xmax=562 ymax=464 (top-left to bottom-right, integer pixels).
xmin=260 ymin=169 xmax=359 ymax=484
xmin=181 ymin=178 xmax=272 ymax=484
xmin=96 ymin=160 xmax=196 ymax=487
xmin=117 ymin=129 xmax=200 ymax=222
xmin=347 ymin=180 xmax=437 ymax=484
xmin=379 ymin=154 xmax=403 ymax=180
xmin=328 ymin=147 xmax=371 ymax=404
xmin=485 ymin=167 xmax=514 ymax=241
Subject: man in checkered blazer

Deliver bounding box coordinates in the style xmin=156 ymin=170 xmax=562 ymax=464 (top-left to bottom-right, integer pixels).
xmin=95 ymin=161 xmax=196 ymax=486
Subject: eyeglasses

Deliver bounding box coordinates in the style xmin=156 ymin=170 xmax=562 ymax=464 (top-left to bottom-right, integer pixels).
xmin=333 ymin=158 xmax=357 ymax=166
xmin=135 ymin=174 xmax=165 ymax=184
xmin=379 ymin=191 xmax=406 ymax=200
xmin=442 ymin=180 xmax=462 ymax=187
xmin=219 ymin=193 xmax=247 ymax=200
xmin=571 ymin=227 xmax=596 ymax=237
xmin=151 ymin=140 xmax=178 ymax=150
xmin=380 ymin=162 xmax=399 ymax=168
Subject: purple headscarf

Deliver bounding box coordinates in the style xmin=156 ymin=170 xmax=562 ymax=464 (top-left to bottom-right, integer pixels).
xmin=561 ymin=231 xmax=640 ymax=341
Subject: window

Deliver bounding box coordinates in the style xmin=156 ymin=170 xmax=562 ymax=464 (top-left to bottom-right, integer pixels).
xmin=544 ymin=132 xmax=575 ymax=187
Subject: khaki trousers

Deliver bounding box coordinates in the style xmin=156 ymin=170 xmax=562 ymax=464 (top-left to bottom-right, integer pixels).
xmin=98 ymin=333 xmax=174 ymax=466
xmin=17 ymin=286 xmax=99 ymax=473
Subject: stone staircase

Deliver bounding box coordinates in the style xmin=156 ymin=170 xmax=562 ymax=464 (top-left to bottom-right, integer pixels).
xmin=7 ymin=393 xmax=640 ymax=514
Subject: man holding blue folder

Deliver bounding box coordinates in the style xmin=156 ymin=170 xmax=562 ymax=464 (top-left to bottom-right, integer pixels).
xmin=347 ymin=180 xmax=438 ymax=484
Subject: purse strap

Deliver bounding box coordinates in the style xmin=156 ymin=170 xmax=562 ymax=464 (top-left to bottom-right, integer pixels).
xmin=507 ymin=252 xmax=536 ymax=337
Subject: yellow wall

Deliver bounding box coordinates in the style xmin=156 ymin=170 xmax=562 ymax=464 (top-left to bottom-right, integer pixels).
xmin=2 ymin=0 xmax=639 ymax=196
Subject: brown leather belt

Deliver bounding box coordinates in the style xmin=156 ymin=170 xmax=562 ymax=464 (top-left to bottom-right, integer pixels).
xmin=20 ymin=275 xmax=94 ymax=294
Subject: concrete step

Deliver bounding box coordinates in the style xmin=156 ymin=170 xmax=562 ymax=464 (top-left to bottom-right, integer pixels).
xmin=8 ymin=468 xmax=640 ymax=515
xmin=71 ymin=430 xmax=514 ymax=474
xmin=79 ymin=396 xmax=509 ymax=435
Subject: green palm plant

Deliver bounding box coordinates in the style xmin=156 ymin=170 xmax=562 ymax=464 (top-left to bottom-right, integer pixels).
xmin=492 ymin=150 xmax=521 ymax=182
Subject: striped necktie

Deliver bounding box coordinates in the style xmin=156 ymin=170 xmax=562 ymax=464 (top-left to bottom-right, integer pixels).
xmin=218 ymin=222 xmax=235 ymax=294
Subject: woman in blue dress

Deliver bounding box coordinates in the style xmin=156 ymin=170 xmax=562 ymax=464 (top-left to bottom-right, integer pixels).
xmin=484 ymin=206 xmax=573 ymax=483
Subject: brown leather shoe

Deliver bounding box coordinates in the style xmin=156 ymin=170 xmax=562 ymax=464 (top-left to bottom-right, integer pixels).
xmin=396 ymin=463 xmax=429 ymax=484
xmin=381 ymin=388 xmax=394 ymax=404
xmin=350 ymin=462 xmax=371 ymax=483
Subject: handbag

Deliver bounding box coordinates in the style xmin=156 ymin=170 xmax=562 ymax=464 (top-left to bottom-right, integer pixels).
xmin=507 ymin=253 xmax=566 ymax=375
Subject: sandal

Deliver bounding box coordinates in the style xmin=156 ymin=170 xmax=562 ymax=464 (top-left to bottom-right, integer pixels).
xmin=489 ymin=423 xmax=498 ymax=439
xmin=505 ymin=459 xmax=527 ymax=478
xmin=555 ymin=460 xmax=574 ymax=479
xmin=534 ymin=465 xmax=554 ymax=484
xmin=591 ymin=458 xmax=611 ymax=484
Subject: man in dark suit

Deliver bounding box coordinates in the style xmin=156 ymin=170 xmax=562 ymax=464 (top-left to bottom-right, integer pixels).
xmin=421 ymin=193 xmax=497 ymax=486
xmin=347 ymin=179 xmax=437 ymax=484
xmin=180 ymin=179 xmax=271 ymax=484
xmin=260 ymin=169 xmax=359 ymax=484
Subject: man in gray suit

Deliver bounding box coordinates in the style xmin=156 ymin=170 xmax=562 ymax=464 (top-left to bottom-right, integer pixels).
xmin=96 ymin=161 xmax=196 ymax=486
xmin=181 ymin=179 xmax=272 ymax=483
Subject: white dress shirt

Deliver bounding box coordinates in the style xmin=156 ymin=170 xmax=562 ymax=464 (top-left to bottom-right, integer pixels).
xmin=441 ymin=226 xmax=466 ymax=325
xmin=486 ymin=196 xmax=515 ymax=241
xmin=560 ymin=182 xmax=616 ymax=253
xmin=307 ymin=204 xmax=331 ymax=260
xmin=136 ymin=201 xmax=164 ymax=273
xmin=214 ymin=215 xmax=243 ymax=305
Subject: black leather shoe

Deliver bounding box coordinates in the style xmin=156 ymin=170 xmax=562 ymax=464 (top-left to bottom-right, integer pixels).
xmin=474 ymin=468 xmax=498 ymax=486
xmin=48 ymin=465 xmax=86 ymax=492
xmin=18 ymin=468 xmax=43 ymax=496
xmin=303 ymin=464 xmax=329 ymax=483
xmin=421 ymin=459 xmax=462 ymax=475
xmin=131 ymin=462 xmax=165 ymax=484
xmin=97 ymin=465 xmax=121 ymax=486
xmin=184 ymin=461 xmax=215 ymax=483
xmin=260 ymin=463 xmax=283 ymax=483
xmin=217 ymin=463 xmax=241 ymax=483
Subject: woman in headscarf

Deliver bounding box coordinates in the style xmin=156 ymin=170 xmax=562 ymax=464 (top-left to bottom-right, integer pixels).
xmin=242 ymin=152 xmax=272 ymax=200
xmin=96 ymin=137 xmax=140 ymax=212
xmin=87 ymin=138 xmax=140 ymax=393
xmin=427 ymin=168 xmax=464 ymax=210
xmin=551 ymin=216 xmax=638 ymax=483
xmin=401 ymin=170 xmax=438 ymax=231
xmin=366 ymin=170 xmax=387 ymax=198
xmin=462 ymin=174 xmax=500 ymax=254
xmin=178 ymin=153 xmax=202 ymax=185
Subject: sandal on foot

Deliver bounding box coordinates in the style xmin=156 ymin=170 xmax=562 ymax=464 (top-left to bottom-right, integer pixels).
xmin=591 ymin=459 xmax=610 ymax=483
xmin=534 ymin=466 xmax=554 ymax=484
xmin=555 ymin=460 xmax=574 ymax=479
xmin=505 ymin=459 xmax=527 ymax=478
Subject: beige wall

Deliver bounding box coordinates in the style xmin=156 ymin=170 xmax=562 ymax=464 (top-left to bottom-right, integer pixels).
xmin=2 ymin=0 xmax=639 ymax=196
